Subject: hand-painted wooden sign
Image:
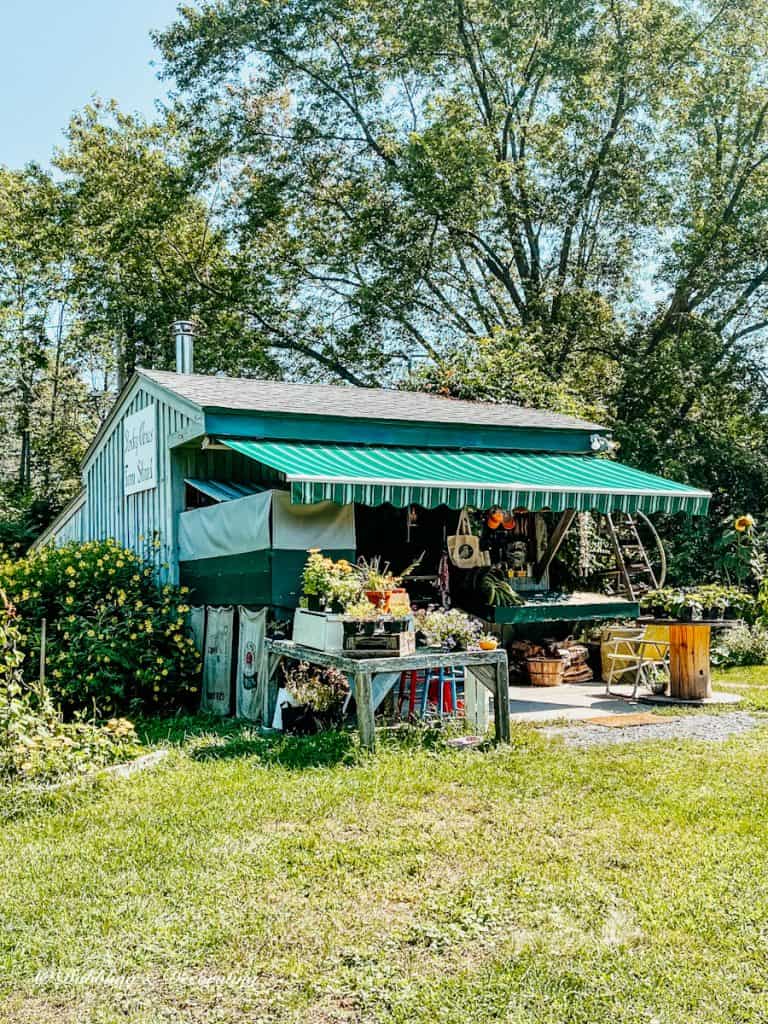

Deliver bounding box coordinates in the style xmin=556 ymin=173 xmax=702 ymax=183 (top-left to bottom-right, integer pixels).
xmin=123 ymin=404 xmax=157 ymax=496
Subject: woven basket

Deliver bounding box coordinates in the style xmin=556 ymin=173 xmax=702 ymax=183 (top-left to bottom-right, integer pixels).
xmin=526 ymin=657 xmax=565 ymax=687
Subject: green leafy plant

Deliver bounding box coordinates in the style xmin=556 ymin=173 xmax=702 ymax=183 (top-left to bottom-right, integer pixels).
xmin=644 ymin=663 xmax=669 ymax=695
xmin=642 ymin=585 xmax=754 ymax=621
xmin=711 ymin=624 xmax=768 ymax=668
xmin=0 ymin=540 xmax=201 ymax=716
xmin=0 ymin=593 xmax=141 ymax=783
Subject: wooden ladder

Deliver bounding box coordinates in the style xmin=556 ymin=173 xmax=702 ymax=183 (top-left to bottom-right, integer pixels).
xmin=604 ymin=512 xmax=662 ymax=601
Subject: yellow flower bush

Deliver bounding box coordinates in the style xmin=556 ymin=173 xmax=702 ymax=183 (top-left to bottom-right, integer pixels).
xmin=0 ymin=540 xmax=201 ymax=716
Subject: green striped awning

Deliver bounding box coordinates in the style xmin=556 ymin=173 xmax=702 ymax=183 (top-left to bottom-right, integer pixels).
xmin=223 ymin=440 xmax=710 ymax=515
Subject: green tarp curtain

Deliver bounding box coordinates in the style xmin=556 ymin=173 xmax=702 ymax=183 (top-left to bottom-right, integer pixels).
xmin=223 ymin=440 xmax=711 ymax=516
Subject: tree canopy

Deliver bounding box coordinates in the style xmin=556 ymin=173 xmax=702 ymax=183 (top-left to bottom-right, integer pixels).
xmin=1 ymin=0 xmax=768 ymax=569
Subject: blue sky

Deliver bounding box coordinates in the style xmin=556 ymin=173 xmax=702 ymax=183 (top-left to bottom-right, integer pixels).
xmin=1 ymin=0 xmax=182 ymax=168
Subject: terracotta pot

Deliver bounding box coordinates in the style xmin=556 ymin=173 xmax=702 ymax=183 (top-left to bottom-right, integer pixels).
xmin=478 ymin=639 xmax=498 ymax=651
xmin=365 ymin=590 xmax=390 ymax=611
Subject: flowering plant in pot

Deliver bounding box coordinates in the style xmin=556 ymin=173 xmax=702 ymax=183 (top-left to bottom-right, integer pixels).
xmin=302 ymin=550 xmax=363 ymax=612
xmin=282 ymin=661 xmax=349 ymax=731
xmin=413 ymin=607 xmax=483 ymax=651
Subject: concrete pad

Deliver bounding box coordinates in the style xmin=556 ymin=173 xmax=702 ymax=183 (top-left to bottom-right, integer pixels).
xmin=508 ymin=680 xmax=647 ymax=723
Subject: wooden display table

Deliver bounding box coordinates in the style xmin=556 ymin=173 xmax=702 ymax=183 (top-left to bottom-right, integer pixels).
xmin=668 ymin=622 xmax=712 ymax=700
xmin=265 ymin=640 xmax=510 ymax=750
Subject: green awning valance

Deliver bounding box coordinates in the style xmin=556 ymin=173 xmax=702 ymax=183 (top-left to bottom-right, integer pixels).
xmin=223 ymin=441 xmax=710 ymax=516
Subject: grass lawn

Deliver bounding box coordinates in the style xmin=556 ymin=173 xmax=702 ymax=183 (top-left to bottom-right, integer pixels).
xmin=3 ymin=669 xmax=768 ymax=1023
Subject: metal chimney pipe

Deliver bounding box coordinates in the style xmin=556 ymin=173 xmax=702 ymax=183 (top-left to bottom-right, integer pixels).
xmin=172 ymin=319 xmax=195 ymax=374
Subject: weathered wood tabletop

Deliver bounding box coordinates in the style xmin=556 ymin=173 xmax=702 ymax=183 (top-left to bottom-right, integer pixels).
xmin=265 ymin=640 xmax=510 ymax=750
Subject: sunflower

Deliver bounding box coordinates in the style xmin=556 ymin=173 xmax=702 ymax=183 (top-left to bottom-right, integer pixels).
xmin=734 ymin=514 xmax=756 ymax=532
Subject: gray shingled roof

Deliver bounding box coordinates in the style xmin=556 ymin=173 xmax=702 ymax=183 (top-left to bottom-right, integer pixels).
xmin=139 ymin=368 xmax=605 ymax=432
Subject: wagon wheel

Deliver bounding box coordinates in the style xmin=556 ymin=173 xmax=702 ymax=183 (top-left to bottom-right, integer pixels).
xmin=635 ymin=511 xmax=667 ymax=590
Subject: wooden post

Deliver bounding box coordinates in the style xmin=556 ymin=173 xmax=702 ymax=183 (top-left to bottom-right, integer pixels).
xmin=39 ymin=617 xmax=47 ymax=696
xmin=264 ymin=651 xmax=282 ymax=727
xmin=493 ymin=657 xmax=510 ymax=743
xmin=534 ymin=509 xmax=577 ymax=582
xmin=355 ymin=670 xmax=376 ymax=750
xmin=669 ymin=623 xmax=712 ymax=700
xmin=463 ymin=670 xmax=490 ymax=732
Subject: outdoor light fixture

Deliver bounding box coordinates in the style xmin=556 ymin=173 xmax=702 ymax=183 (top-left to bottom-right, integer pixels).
xmin=590 ymin=433 xmax=614 ymax=453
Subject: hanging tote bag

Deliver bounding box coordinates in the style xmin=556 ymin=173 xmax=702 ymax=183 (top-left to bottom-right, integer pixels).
xmin=448 ymin=509 xmax=489 ymax=569
xmin=200 ymin=605 xmax=234 ymax=716
xmin=235 ymin=606 xmax=268 ymax=722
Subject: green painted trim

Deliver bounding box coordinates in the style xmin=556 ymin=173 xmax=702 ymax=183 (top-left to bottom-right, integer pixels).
xmin=492 ymin=599 xmax=640 ymax=624
xmin=204 ymin=411 xmax=600 ymax=453
xmin=180 ymin=550 xmax=272 ymax=607
xmin=179 ymin=548 xmax=356 ymax=609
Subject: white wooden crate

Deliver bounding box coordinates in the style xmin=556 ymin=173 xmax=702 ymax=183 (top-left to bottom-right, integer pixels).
xmin=292 ymin=608 xmax=345 ymax=651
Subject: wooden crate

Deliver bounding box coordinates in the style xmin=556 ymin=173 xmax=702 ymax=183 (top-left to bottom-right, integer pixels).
xmin=345 ymin=632 xmax=416 ymax=656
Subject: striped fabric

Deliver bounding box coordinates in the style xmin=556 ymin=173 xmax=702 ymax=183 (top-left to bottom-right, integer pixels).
xmin=223 ymin=441 xmax=711 ymax=516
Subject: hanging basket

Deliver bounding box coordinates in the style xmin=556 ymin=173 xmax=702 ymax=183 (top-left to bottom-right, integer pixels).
xmin=526 ymin=657 xmax=565 ymax=687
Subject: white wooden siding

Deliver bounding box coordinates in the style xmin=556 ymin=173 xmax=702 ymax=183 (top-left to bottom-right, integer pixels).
xmin=80 ymin=380 xmax=203 ymax=581
xmin=31 ymin=491 xmax=87 ymax=550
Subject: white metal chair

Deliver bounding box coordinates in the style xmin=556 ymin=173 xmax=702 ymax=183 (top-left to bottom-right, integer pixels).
xmin=605 ymin=627 xmax=670 ymax=699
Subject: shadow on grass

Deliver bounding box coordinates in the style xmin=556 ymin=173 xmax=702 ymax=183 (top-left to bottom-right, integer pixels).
xmin=136 ymin=714 xmax=358 ymax=770
xmin=191 ymin=728 xmax=358 ymax=769
xmin=134 ymin=713 xmax=504 ymax=770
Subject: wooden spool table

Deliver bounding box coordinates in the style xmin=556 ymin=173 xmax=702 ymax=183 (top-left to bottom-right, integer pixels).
xmin=668 ymin=622 xmax=712 ymax=700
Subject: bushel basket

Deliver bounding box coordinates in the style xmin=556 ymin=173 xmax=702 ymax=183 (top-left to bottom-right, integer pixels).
xmin=526 ymin=656 xmax=565 ymax=687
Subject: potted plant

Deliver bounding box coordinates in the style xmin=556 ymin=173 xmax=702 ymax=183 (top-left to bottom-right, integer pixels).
xmin=640 ymin=589 xmax=667 ymax=619
xmin=302 ymin=550 xmax=364 ymax=613
xmin=726 ymin=587 xmax=754 ymax=621
xmin=357 ymin=556 xmax=402 ymax=610
xmin=301 ymin=549 xmax=337 ymax=610
xmin=645 ymin=663 xmax=669 ymax=696
xmin=282 ymin=661 xmax=350 ymax=731
xmin=477 ymin=633 xmax=499 ymax=651
xmin=413 ymin=607 xmax=483 ymax=651
xmin=356 ymin=555 xmax=420 ymax=611
xmin=343 ymin=599 xmax=379 ymax=638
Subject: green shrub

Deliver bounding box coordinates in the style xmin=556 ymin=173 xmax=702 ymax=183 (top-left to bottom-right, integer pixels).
xmin=0 ymin=594 xmax=141 ymax=783
xmin=0 ymin=540 xmax=201 ymax=716
xmin=711 ymin=623 xmax=768 ymax=668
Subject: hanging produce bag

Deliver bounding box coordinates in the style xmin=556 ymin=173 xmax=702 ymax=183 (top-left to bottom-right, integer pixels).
xmin=448 ymin=509 xmax=489 ymax=568
xmin=200 ymin=605 xmax=234 ymax=716
xmin=235 ymin=606 xmax=268 ymax=722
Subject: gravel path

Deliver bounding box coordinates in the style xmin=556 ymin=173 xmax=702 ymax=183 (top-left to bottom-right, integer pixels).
xmin=544 ymin=711 xmax=759 ymax=748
